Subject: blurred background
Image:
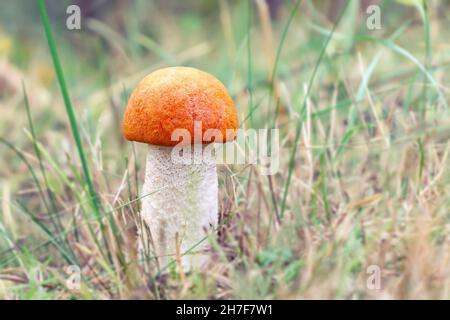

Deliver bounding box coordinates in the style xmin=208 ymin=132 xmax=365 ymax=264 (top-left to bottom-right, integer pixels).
xmin=1 ymin=0 xmax=450 ymax=299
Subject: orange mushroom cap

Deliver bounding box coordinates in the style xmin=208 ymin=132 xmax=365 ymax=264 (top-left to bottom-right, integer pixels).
xmin=122 ymin=67 xmax=238 ymax=147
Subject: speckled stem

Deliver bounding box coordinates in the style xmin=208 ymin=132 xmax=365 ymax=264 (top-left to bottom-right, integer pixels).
xmin=139 ymin=144 xmax=218 ymax=272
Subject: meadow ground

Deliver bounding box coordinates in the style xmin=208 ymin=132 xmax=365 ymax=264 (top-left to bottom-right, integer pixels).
xmin=0 ymin=0 xmax=449 ymax=299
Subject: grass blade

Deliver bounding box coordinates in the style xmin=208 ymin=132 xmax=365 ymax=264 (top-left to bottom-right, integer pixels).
xmin=38 ymin=0 xmax=113 ymax=263
xmin=37 ymin=0 xmax=101 ymax=217
xmin=22 ymin=82 xmax=65 ymax=238
xmin=279 ymin=0 xmax=350 ymax=219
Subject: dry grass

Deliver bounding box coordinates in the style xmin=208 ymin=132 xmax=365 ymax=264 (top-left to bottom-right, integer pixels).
xmin=0 ymin=0 xmax=449 ymax=299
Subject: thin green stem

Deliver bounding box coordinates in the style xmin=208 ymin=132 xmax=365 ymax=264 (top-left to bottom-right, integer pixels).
xmin=38 ymin=0 xmax=113 ymax=263
xmin=279 ymin=0 xmax=349 ymax=219
xmin=38 ymin=0 xmax=101 ymax=217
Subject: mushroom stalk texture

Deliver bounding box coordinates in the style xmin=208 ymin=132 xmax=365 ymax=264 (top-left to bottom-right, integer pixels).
xmin=140 ymin=144 xmax=218 ymax=270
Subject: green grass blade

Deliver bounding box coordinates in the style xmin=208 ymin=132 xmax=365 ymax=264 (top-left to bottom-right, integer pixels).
xmin=37 ymin=0 xmax=101 ymax=217
xmin=0 ymin=138 xmax=48 ymax=218
xmin=38 ymin=0 xmax=114 ymax=263
xmin=15 ymin=200 xmax=77 ymax=266
xmin=267 ymin=0 xmax=301 ymax=126
xmin=354 ymin=35 xmax=447 ymax=109
xmin=247 ymin=0 xmax=254 ymax=126
xmin=22 ymin=81 xmax=65 ymax=237
xmin=279 ymin=0 xmax=350 ymax=219
xmin=420 ymin=0 xmax=431 ymax=118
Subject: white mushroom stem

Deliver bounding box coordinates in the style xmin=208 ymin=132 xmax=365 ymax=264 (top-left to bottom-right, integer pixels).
xmin=139 ymin=144 xmax=218 ymax=272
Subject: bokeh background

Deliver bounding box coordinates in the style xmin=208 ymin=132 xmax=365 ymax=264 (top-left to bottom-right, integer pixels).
xmin=1 ymin=0 xmax=450 ymax=299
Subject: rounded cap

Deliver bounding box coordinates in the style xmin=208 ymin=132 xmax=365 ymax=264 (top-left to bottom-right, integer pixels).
xmin=122 ymin=67 xmax=238 ymax=146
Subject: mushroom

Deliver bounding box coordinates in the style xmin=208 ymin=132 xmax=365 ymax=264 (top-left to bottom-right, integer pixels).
xmin=122 ymin=67 xmax=238 ymax=271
